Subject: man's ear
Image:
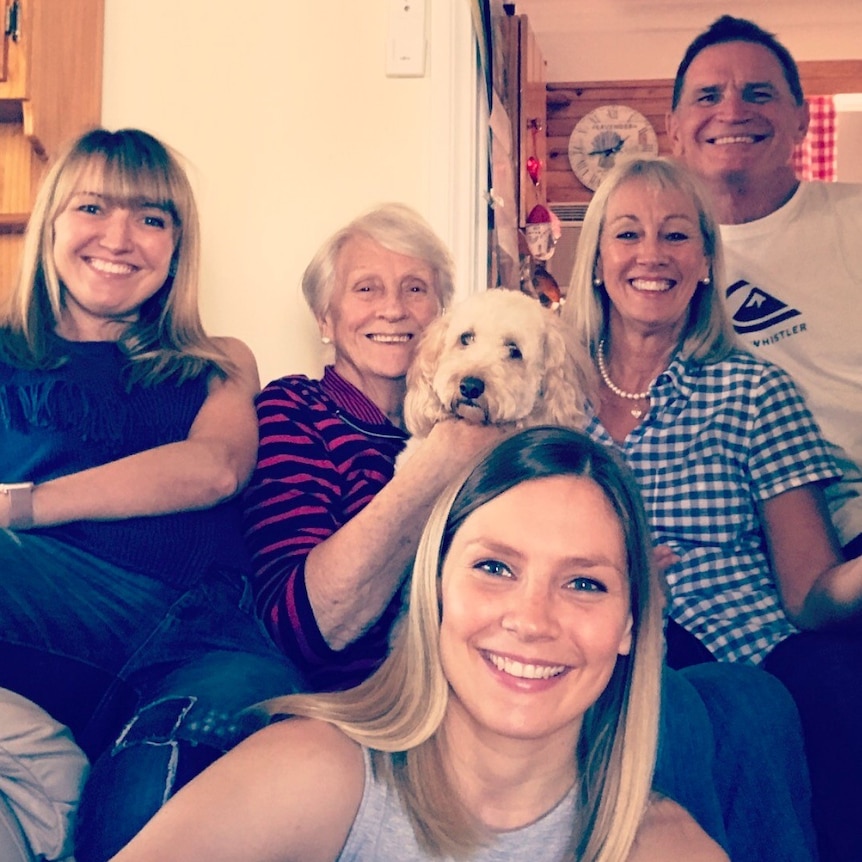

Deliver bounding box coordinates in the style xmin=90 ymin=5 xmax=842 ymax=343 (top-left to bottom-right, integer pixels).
xmin=794 ymin=100 xmax=811 ymax=145
xmin=666 ymin=111 xmax=684 ymax=157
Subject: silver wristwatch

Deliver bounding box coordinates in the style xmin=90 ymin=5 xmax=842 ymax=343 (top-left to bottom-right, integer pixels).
xmin=0 ymin=482 xmax=34 ymax=530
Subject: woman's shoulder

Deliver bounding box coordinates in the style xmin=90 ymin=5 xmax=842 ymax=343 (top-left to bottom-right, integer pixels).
xmin=628 ymin=797 xmax=729 ymax=862
xmin=232 ymin=718 xmax=366 ymax=856
xmin=695 ymin=350 xmax=809 ymax=415
xmin=207 ymin=336 xmax=260 ymax=391
xmin=259 ymin=372 xmax=322 ymax=398
xmin=210 ymin=336 xmax=257 ymax=372
xmin=255 ymin=372 xmax=338 ymax=424
xmin=700 ymin=348 xmax=795 ymax=383
xmin=113 ymin=717 xmax=366 ymax=862
xmin=250 ymin=716 xmax=364 ymax=775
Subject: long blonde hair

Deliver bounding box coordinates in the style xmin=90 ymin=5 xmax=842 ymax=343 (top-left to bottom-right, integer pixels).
xmin=264 ymin=426 xmax=665 ymax=861
xmin=1 ymin=127 xmax=232 ymax=385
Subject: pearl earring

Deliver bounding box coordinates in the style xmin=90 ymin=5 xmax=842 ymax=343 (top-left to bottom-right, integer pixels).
xmin=593 ymin=276 xmax=603 ymax=288
xmin=321 ymin=336 xmax=331 ymax=345
xmin=700 ymin=275 xmax=711 ymax=287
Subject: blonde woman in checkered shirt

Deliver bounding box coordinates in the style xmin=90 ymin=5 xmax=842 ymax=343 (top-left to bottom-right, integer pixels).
xmin=565 ymin=154 xmax=862 ymax=862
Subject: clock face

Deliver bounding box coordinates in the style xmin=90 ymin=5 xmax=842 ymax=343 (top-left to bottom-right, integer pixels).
xmin=567 ymin=105 xmax=659 ymax=192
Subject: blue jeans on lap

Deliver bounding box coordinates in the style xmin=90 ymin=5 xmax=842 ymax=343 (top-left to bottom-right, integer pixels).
xmin=0 ymin=530 xmax=303 ymax=861
xmin=657 ymin=664 xmax=817 ymax=862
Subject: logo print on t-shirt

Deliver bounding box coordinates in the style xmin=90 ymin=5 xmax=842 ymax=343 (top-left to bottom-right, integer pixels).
xmin=725 ymin=280 xmax=801 ymax=334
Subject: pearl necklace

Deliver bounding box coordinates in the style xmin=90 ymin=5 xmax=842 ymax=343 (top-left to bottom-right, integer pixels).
xmin=596 ymin=339 xmax=650 ymax=419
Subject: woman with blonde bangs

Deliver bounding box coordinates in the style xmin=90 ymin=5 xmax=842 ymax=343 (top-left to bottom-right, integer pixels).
xmin=566 ymin=155 xmax=843 ymax=860
xmin=6 ymin=126 xmax=224 ymax=381
xmin=112 ymin=427 xmax=727 ymax=862
xmin=0 ymin=128 xmax=301 ymax=862
xmin=566 ymin=157 xmax=734 ymax=372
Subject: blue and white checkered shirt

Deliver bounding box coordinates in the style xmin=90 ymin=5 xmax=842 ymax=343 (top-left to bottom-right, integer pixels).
xmin=586 ymin=349 xmax=841 ymax=665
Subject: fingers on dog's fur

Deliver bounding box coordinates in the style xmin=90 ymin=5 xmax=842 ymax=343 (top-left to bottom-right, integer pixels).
xmin=538 ymin=314 xmax=592 ymax=429
xmin=404 ymin=313 xmax=451 ymax=437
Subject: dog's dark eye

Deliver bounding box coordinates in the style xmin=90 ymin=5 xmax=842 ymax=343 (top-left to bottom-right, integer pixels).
xmin=460 ymin=331 xmax=474 ymax=346
xmin=507 ymin=342 xmax=522 ymax=360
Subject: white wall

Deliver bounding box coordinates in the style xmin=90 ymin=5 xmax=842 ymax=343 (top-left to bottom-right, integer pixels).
xmin=102 ymin=1 xmax=456 ymax=386
xmin=836 ymin=95 xmax=862 ymax=182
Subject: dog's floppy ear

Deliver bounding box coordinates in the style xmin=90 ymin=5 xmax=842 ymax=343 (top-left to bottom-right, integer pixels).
xmin=536 ymin=313 xmax=593 ymax=429
xmin=404 ymin=312 xmax=452 ymax=438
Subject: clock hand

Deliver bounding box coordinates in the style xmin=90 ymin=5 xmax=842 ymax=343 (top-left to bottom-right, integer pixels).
xmin=587 ymin=136 xmax=630 ymax=158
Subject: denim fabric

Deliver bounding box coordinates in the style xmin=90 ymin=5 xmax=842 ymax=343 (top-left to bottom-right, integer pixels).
xmin=683 ymin=663 xmax=818 ymax=862
xmin=655 ymin=668 xmax=727 ymax=851
xmin=0 ymin=530 xmax=304 ymax=861
xmin=75 ymin=650 xmax=298 ymax=861
xmin=766 ymin=631 xmax=862 ymax=862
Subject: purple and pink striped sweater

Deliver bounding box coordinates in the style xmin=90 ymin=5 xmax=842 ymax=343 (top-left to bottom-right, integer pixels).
xmin=242 ymin=367 xmax=408 ymax=691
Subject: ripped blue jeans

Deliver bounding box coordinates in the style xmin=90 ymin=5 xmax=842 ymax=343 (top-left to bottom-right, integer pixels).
xmin=0 ymin=531 xmax=303 ymax=861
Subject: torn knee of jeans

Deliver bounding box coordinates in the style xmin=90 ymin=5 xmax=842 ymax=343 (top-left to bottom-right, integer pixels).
xmin=112 ymin=696 xmax=261 ymax=753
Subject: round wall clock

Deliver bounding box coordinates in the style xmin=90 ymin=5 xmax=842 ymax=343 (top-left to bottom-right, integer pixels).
xmin=567 ymin=105 xmax=659 ymax=192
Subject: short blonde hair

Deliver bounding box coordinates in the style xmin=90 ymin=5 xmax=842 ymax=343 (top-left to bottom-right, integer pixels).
xmin=301 ymin=203 xmax=455 ymax=320
xmin=2 ymin=128 xmax=231 ymax=384
xmin=265 ymin=426 xmax=665 ymax=862
xmin=564 ymin=156 xmax=736 ymax=366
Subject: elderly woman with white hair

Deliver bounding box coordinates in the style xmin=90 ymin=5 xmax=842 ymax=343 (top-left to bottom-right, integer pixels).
xmin=241 ymin=203 xmax=505 ymax=692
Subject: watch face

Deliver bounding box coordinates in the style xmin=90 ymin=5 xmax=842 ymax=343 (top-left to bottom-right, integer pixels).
xmin=567 ymin=105 xmax=659 ymax=192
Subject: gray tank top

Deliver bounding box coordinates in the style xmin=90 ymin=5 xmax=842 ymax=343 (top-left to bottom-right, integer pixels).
xmin=338 ymin=748 xmax=577 ymax=861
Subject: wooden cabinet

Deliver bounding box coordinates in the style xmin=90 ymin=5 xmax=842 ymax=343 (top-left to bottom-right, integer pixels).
xmin=0 ymin=0 xmax=104 ymax=302
xmin=498 ymin=11 xmax=547 ymax=227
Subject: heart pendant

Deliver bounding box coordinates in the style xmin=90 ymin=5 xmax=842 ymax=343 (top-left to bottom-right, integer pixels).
xmin=630 ymin=408 xmax=644 ymax=419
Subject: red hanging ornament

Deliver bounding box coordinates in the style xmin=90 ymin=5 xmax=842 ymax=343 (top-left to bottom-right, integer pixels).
xmin=526 ymin=119 xmax=543 ymax=186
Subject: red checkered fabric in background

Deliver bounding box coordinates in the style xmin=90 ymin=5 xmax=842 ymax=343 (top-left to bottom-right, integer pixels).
xmin=793 ymin=95 xmax=836 ymax=181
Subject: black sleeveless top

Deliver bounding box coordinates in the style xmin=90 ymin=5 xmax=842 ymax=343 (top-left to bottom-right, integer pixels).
xmin=0 ymin=340 xmax=250 ymax=588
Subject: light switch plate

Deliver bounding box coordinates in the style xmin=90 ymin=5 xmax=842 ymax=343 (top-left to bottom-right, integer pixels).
xmin=386 ymin=0 xmax=427 ymax=78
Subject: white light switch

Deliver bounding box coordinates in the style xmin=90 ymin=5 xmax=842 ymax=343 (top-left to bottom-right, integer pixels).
xmin=386 ymin=0 xmax=426 ymax=78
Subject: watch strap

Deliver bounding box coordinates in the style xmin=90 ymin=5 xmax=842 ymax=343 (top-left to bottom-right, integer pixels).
xmin=1 ymin=482 xmax=34 ymax=530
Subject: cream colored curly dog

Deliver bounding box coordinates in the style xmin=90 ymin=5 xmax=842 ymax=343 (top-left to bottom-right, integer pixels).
xmin=404 ymin=289 xmax=590 ymax=440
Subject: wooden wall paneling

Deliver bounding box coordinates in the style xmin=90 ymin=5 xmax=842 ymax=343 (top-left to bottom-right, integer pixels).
xmin=545 ymin=80 xmax=673 ymax=204
xmin=798 ymin=60 xmax=862 ymax=95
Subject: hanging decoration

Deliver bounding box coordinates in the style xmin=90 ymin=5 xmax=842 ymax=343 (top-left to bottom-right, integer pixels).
xmin=526 ymin=118 xmax=543 ymax=187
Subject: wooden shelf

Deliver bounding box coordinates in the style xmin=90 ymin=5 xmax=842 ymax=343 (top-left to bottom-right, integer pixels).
xmin=0 ymin=213 xmax=28 ymax=234
xmin=1 ymin=0 xmax=104 ymax=301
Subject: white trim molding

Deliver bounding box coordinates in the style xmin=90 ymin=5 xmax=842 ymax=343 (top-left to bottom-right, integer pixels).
xmin=428 ymin=0 xmax=488 ymax=301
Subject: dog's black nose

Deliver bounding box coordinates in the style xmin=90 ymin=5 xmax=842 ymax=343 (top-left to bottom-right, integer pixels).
xmin=460 ymin=376 xmax=485 ymax=399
